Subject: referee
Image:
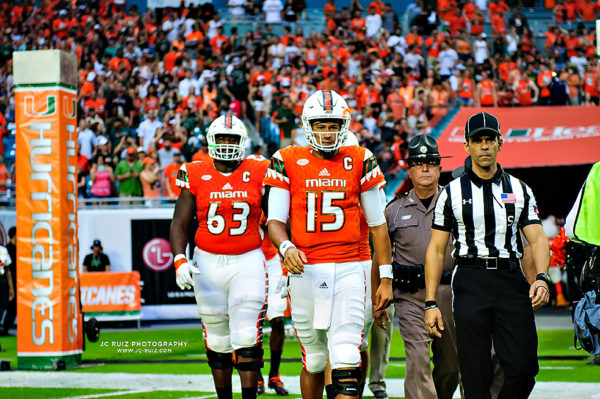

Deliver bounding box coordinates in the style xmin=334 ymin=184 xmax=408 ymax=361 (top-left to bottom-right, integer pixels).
xmin=424 ymin=112 xmax=551 ymax=399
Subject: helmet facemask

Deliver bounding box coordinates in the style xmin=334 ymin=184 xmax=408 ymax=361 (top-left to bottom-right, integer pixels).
xmin=206 ymin=115 xmax=248 ymax=161
xmin=207 ymin=133 xmax=247 ymax=161
xmin=301 ymin=89 xmax=351 ymax=153
xmin=303 ymin=118 xmax=349 ymax=153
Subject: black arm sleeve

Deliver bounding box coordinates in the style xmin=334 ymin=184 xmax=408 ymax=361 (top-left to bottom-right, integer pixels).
xmin=261 ymin=185 xmax=271 ymax=217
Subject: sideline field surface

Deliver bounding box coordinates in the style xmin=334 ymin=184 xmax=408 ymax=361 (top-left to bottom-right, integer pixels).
xmin=0 ymin=328 xmax=599 ymax=398
xmin=2 ymin=371 xmax=600 ymax=398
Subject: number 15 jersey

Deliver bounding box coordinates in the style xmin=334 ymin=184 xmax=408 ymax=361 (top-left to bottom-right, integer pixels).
xmin=176 ymin=158 xmax=269 ymax=255
xmin=264 ymin=146 xmax=385 ymax=264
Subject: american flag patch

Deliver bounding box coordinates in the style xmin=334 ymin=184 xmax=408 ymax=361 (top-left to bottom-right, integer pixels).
xmin=501 ymin=193 xmax=516 ymax=203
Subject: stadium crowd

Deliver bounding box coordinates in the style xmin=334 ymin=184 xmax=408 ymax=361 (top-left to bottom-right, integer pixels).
xmin=0 ymin=0 xmax=597 ymax=201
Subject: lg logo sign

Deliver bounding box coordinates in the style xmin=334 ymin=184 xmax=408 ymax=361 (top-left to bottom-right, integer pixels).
xmin=142 ymin=238 xmax=173 ymax=272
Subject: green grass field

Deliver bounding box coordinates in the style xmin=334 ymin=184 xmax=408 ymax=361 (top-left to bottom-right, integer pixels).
xmin=0 ymin=328 xmax=598 ymax=398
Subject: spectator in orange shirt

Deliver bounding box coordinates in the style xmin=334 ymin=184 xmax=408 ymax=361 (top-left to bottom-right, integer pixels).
xmin=324 ymin=0 xmax=337 ymax=19
xmin=566 ymin=66 xmax=582 ymax=105
xmin=488 ymin=0 xmax=509 ymax=19
xmin=537 ymin=64 xmax=554 ymax=105
xmin=108 ymin=48 xmax=132 ymax=72
xmin=367 ymin=0 xmax=385 ymax=15
xmin=491 ymin=11 xmax=507 ymax=38
xmin=565 ymin=0 xmax=580 ymax=21
xmin=425 ymin=29 xmax=442 ymax=66
xmin=579 ymin=0 xmax=599 ymax=21
xmin=140 ymin=157 xmax=161 ymax=201
xmin=456 ymin=31 xmax=472 ymax=62
xmin=209 ymin=26 xmax=228 ymax=56
xmin=164 ymin=150 xmax=184 ymax=198
xmin=553 ymin=0 xmax=567 ymax=23
xmin=182 ymin=87 xmax=203 ymax=114
xmin=350 ymin=10 xmax=366 ymax=37
xmin=185 ymin=23 xmax=204 ymax=48
xmin=583 ymin=63 xmax=599 ymax=105
xmin=192 ymin=140 xmax=211 ymax=162
xmin=437 ymin=0 xmax=455 ymax=22
xmin=513 ymin=73 xmax=539 ymax=106
xmin=0 ymin=154 xmax=9 ymax=194
xmin=463 ymin=0 xmax=477 ymax=22
xmin=448 ymin=9 xmax=467 ymax=36
xmin=564 ymin=30 xmax=580 ymax=58
xmin=405 ymin=26 xmax=424 ymax=55
xmin=475 ymin=71 xmax=498 ymax=107
xmin=163 ymin=46 xmax=179 ymax=74
xmin=457 ymin=69 xmax=475 ymax=106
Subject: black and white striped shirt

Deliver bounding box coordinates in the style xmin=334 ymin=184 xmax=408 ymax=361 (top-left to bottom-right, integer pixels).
xmin=432 ymin=165 xmax=541 ymax=259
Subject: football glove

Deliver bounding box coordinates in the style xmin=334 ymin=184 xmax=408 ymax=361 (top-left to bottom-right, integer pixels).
xmin=175 ymin=256 xmax=200 ymax=290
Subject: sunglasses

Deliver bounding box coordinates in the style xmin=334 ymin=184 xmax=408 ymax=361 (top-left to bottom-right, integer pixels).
xmin=408 ymin=159 xmax=441 ymax=168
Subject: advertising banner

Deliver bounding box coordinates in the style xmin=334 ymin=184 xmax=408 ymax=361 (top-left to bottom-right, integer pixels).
xmin=131 ymin=219 xmax=196 ymax=307
xmin=14 ymin=50 xmax=82 ymax=369
xmin=80 ymin=272 xmax=141 ymax=315
xmin=437 ymin=107 xmax=600 ymax=170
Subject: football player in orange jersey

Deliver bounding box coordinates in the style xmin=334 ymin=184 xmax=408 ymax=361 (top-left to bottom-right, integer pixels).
xmin=323 ymin=132 xmax=389 ymax=399
xmin=170 ymin=114 xmax=268 ymax=399
xmin=264 ymin=90 xmax=394 ymax=399
xmin=250 ymin=148 xmax=290 ymax=396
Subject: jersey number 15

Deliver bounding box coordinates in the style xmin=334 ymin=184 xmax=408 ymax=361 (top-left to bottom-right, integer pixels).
xmin=306 ymin=191 xmax=346 ymax=232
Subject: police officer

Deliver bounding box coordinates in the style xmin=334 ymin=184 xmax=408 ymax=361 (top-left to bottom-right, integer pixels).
xmin=375 ymin=134 xmax=460 ymax=399
xmin=425 ymin=112 xmax=551 ymax=398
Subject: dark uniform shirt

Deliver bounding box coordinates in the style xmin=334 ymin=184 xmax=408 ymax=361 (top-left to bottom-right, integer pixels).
xmin=432 ymin=164 xmax=541 ymax=259
xmin=83 ymin=253 xmax=111 ymax=272
xmin=386 ymin=187 xmax=454 ymax=303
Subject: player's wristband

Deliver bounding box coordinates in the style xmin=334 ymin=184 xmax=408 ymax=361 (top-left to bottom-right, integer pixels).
xmin=379 ymin=264 xmax=393 ymax=279
xmin=174 ymin=254 xmax=188 ymax=270
xmin=279 ymin=240 xmax=296 ymax=257
xmin=424 ymin=300 xmax=438 ymax=311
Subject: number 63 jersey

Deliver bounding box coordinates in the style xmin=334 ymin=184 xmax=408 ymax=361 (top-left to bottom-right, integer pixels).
xmin=264 ymin=146 xmax=385 ymax=264
xmin=176 ymin=158 xmax=269 ymax=255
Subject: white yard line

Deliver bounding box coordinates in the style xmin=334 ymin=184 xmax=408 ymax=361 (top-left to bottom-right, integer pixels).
xmin=64 ymin=389 xmax=154 ymax=399
xmin=1 ymin=372 xmax=599 ymax=398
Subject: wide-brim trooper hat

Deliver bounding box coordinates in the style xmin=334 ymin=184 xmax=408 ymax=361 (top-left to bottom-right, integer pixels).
xmin=407 ymin=134 xmax=451 ymax=160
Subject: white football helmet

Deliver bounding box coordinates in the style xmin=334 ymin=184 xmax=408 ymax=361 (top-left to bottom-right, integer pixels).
xmin=342 ymin=131 xmax=359 ymax=147
xmin=301 ymin=89 xmax=351 ymax=152
xmin=206 ymin=114 xmax=248 ymax=161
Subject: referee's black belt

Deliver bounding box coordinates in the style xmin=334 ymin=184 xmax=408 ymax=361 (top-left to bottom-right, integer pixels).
xmin=455 ymin=256 xmax=519 ymax=270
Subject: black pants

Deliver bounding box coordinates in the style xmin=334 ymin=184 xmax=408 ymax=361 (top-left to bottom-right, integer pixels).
xmin=452 ymin=266 xmax=539 ymax=399
xmin=0 ymin=278 xmax=10 ymax=331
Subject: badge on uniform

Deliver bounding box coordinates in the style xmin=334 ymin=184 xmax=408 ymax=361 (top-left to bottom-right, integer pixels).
xmin=402 ymin=215 xmax=412 ymax=220
xmin=501 ymin=193 xmax=517 ymax=204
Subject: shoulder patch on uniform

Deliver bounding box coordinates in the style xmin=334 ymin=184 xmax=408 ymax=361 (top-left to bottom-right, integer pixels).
xmin=265 ymin=152 xmax=290 ymax=183
xmin=176 ymin=163 xmax=190 ymax=189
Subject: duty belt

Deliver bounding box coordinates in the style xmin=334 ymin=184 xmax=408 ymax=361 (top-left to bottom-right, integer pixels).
xmin=455 ymin=256 xmax=519 ymax=270
xmin=392 ymin=262 xmax=452 ymax=293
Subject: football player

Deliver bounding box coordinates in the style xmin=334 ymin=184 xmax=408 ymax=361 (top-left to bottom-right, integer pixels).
xmin=264 ymin=90 xmax=394 ymax=399
xmin=170 ymin=115 xmax=268 ymax=399
xmin=248 ymin=149 xmax=289 ymax=396
xmin=323 ymin=131 xmax=387 ymax=399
